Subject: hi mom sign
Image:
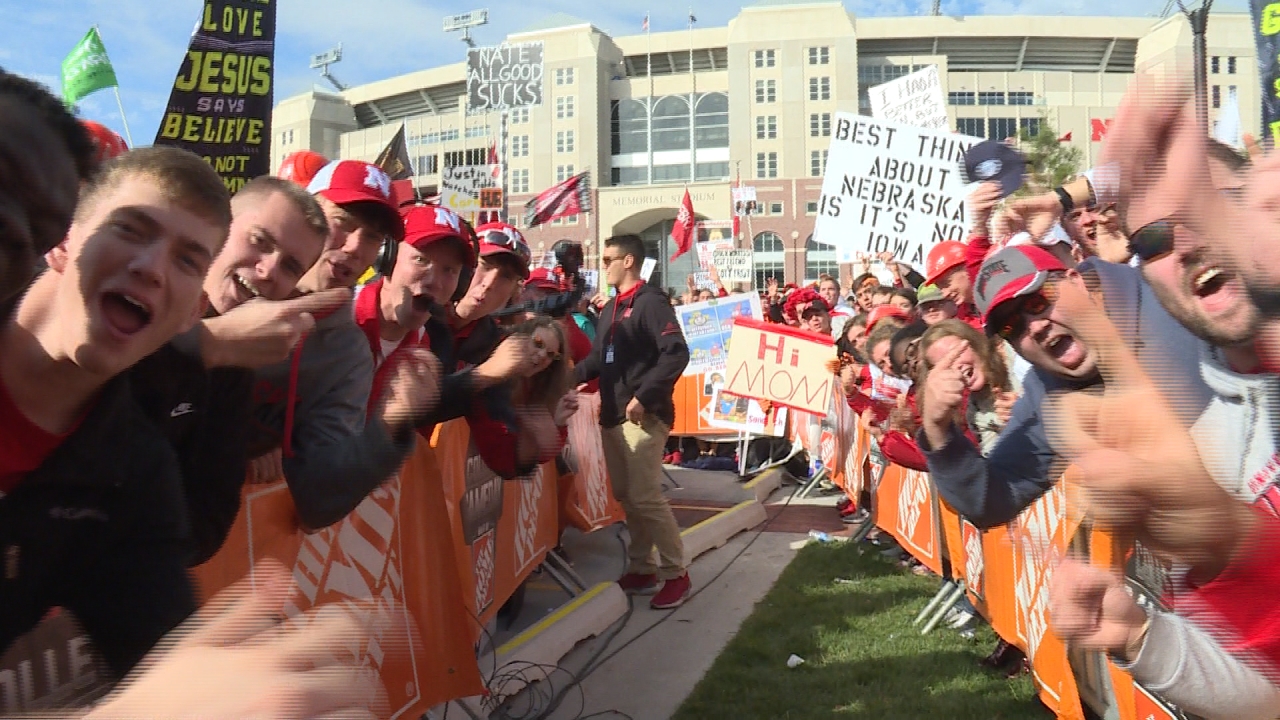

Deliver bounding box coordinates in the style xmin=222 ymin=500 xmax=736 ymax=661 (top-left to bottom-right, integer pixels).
xmin=814 ymin=114 xmax=980 ymax=266
xmin=723 ymin=319 xmax=834 ymax=415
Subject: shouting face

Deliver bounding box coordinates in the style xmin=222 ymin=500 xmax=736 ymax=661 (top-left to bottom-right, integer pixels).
xmin=205 ymin=190 xmax=325 ymax=313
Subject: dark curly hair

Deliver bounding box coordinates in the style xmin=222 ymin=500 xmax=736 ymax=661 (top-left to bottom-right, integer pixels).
xmin=0 ymin=67 xmax=98 ymax=181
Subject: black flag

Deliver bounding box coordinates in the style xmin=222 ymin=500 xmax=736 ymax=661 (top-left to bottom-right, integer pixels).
xmin=153 ymin=0 xmax=277 ymax=194
xmin=374 ymin=124 xmax=415 ymax=181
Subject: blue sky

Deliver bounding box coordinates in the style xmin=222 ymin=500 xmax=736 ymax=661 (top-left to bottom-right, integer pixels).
xmin=1 ymin=0 xmax=1181 ymax=145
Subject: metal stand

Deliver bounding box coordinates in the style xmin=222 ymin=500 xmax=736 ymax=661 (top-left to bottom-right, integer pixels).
xmin=917 ymin=580 xmax=967 ymax=635
xmin=542 ymin=548 xmax=588 ymax=595
xmin=795 ymin=466 xmax=829 ymax=499
xmin=849 ymin=513 xmax=876 ymax=544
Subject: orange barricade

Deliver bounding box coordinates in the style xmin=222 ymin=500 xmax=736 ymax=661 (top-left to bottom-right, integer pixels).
xmin=432 ymin=420 xmax=560 ymax=633
xmin=192 ymin=410 xmax=614 ymax=718
xmin=670 ymin=374 xmax=738 ymax=437
xmin=560 ymin=392 xmax=627 ymax=533
xmin=194 ymin=437 xmax=487 ymax=715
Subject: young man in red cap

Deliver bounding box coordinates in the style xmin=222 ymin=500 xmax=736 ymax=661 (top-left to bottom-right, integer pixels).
xmin=231 ymin=160 xmax=443 ymax=530
xmin=575 ymin=234 xmax=691 ymax=609
xmin=922 ymin=240 xmax=980 ymax=329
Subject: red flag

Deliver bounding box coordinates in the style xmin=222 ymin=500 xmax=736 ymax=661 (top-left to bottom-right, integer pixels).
xmin=669 ymin=189 xmax=695 ymax=262
xmin=523 ymin=172 xmax=593 ymax=228
xmin=731 ymin=173 xmax=741 ymax=241
xmin=1057 ymin=131 xmax=1072 ymax=142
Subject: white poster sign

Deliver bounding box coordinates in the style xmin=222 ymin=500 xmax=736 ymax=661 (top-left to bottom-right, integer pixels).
xmin=640 ymin=258 xmax=657 ymax=282
xmin=814 ymin=114 xmax=981 ymax=266
xmin=868 ymin=65 xmax=949 ymax=132
xmin=441 ymin=165 xmax=496 ymax=212
xmin=703 ymin=388 xmax=788 ymax=437
xmin=712 ymin=249 xmax=754 ymax=284
xmin=696 ymin=239 xmax=734 ymax=270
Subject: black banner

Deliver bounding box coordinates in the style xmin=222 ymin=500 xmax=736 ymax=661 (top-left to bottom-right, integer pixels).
xmin=466 ymin=42 xmax=543 ymax=114
xmin=1252 ymin=0 xmax=1280 ymax=143
xmin=153 ymin=0 xmax=276 ymax=193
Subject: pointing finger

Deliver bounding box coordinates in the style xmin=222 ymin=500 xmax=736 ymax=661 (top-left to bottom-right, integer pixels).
xmin=933 ymin=339 xmax=969 ymax=371
xmin=278 ymin=288 xmax=353 ymax=319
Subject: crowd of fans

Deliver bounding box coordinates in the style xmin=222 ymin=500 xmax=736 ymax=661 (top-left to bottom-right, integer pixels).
xmin=4 ymin=60 xmax=1280 ymax=720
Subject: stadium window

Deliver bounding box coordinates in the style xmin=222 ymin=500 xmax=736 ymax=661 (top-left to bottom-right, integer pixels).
xmin=756 ymin=115 xmax=777 ymax=139
xmin=510 ymin=169 xmax=529 ymax=193
xmin=808 ymin=47 xmax=830 ymax=65
xmin=769 ymin=202 xmax=783 ymax=215
xmin=753 ymin=231 xmax=784 ymax=289
xmin=810 ymin=150 xmax=827 ymax=177
xmin=949 ymin=92 xmax=975 ymax=105
xmin=978 ymin=91 xmax=1005 ymax=106
xmin=1211 ymin=56 xmax=1220 ymax=74
xmin=809 ymin=77 xmax=831 ymax=101
xmin=511 ymin=135 xmax=529 ymax=158
xmin=1019 ymin=118 xmax=1041 ymax=137
xmin=556 ymin=130 xmax=575 ymax=153
xmin=810 ymin=112 xmax=830 ymax=137
xmin=756 ymin=152 xmax=777 ymax=179
xmin=1212 ymin=85 xmax=1221 ymax=109
xmin=754 ymin=49 xmax=776 ymax=68
xmin=556 ymin=96 xmax=575 ymax=119
xmin=1228 ymin=56 xmax=1237 ymax=74
xmin=555 ymin=68 xmax=575 ymax=85
xmin=556 ymin=164 xmax=575 ymax=183
xmin=988 ymin=118 xmax=1018 ymax=141
xmin=610 ymin=167 xmax=647 ymax=185
xmin=1008 ymin=91 xmax=1033 ymax=106
xmin=756 ymin=79 xmax=776 ymax=103
xmin=805 ymin=201 xmax=819 ymax=215
xmin=956 ymin=118 xmax=985 ymax=137
xmin=510 ymin=108 xmax=529 ymax=124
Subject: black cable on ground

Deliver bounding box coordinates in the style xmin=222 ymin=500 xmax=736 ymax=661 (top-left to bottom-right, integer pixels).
xmin=528 ymin=480 xmax=803 ymax=720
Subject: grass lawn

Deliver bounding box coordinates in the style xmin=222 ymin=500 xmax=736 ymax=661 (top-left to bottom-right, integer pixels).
xmin=674 ymin=540 xmax=1045 ymax=720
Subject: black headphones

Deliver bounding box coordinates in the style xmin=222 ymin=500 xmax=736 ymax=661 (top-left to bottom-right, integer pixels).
xmin=371 ymin=207 xmax=479 ymax=305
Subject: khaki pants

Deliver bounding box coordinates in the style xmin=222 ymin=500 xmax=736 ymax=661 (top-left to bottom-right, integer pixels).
xmin=601 ymin=416 xmax=685 ymax=580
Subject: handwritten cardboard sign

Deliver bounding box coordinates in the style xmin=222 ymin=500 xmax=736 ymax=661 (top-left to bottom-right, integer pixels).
xmin=441 ymin=165 xmax=496 ymax=212
xmin=814 ymin=114 xmax=980 ymax=266
xmin=712 ymin=249 xmax=753 ymax=284
xmin=723 ymin=318 xmax=834 ymax=414
xmin=466 ymin=42 xmax=544 ymax=114
xmin=868 ymin=65 xmax=948 ymax=132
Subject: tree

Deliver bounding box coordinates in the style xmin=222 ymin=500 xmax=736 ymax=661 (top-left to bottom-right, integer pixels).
xmin=1014 ymin=111 xmax=1083 ymax=196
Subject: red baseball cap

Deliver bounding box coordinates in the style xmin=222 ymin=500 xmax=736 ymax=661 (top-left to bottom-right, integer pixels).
xmin=475 ymin=221 xmax=532 ymax=279
xmin=307 ymin=160 xmax=403 ymax=240
xmin=975 ymin=245 xmax=1067 ymax=328
xmin=401 ymin=205 xmax=476 ymax=268
xmin=81 ymin=120 xmax=127 ymax=162
xmin=526 ymin=268 xmax=562 ymax=291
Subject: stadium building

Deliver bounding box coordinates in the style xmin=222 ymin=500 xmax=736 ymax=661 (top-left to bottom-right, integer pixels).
xmin=271 ymin=0 xmax=1258 ymax=291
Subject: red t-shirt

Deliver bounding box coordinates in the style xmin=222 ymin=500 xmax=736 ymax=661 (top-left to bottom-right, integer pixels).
xmin=0 ymin=374 xmax=71 ymax=495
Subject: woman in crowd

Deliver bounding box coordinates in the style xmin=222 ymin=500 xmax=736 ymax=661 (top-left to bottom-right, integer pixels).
xmin=915 ymin=320 xmax=1013 ymax=456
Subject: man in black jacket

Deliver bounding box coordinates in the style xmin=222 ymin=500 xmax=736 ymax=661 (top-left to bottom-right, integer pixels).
xmin=575 ymin=234 xmax=691 ymax=609
xmin=0 ymin=147 xmax=230 ymax=677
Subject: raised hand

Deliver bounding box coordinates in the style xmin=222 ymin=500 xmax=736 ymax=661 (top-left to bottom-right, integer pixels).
xmin=921 ymin=339 xmax=969 ymax=448
xmin=1048 ymin=556 xmax=1148 ymax=660
xmin=967 ymin=181 xmax=1003 ymax=237
xmin=380 ymin=347 xmax=442 ymax=431
xmin=553 ymin=388 xmax=580 ymax=427
xmin=202 ymin=288 xmax=353 ymax=369
xmin=475 ymin=334 xmax=533 ymax=388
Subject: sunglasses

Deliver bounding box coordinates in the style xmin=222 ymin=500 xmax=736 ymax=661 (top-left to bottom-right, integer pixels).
xmin=1127 ymin=221 xmax=1175 ymax=264
xmin=483 ymin=229 xmax=532 ymax=265
xmin=532 ymin=334 xmax=561 ymax=361
xmin=991 ymin=285 xmax=1057 ymax=341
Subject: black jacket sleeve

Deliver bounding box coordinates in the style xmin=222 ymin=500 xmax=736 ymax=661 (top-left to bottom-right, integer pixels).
xmin=904 ymin=268 xmax=927 ymax=289
xmin=183 ymin=368 xmax=253 ymax=566
xmin=632 ymin=295 xmax=690 ymax=412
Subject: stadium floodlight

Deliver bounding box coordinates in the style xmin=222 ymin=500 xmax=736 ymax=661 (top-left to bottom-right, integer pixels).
xmin=310 ymin=44 xmax=347 ymax=91
xmin=1176 ymin=0 xmax=1215 ymax=127
xmin=444 ymin=9 xmax=489 ymax=48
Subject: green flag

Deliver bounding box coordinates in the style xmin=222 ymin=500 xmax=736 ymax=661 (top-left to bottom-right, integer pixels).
xmin=61 ymin=28 xmax=118 ymax=106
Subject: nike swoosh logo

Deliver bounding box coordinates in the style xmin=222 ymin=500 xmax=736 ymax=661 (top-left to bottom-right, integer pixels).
xmin=170 ymin=403 xmax=194 ymax=417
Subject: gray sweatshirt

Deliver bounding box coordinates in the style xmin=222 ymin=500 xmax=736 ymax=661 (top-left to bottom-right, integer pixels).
xmin=919 ymin=259 xmax=1212 ymax=528
xmin=249 ymin=300 xmax=416 ymax=530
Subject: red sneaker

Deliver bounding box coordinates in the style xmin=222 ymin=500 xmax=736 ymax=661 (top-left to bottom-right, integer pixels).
xmin=670 ymin=451 xmax=683 ymax=465
xmin=617 ymin=572 xmax=658 ymax=595
xmin=651 ymin=573 xmax=692 ymax=609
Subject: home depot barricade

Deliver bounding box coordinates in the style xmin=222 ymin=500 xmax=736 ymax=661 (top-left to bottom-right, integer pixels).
xmin=790 ymin=397 xmax=1182 ymax=720
xmin=190 ymin=396 xmax=625 ymax=720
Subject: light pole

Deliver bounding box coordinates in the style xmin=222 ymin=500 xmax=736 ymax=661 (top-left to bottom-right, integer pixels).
xmin=1178 ymin=0 xmax=1215 ymax=128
